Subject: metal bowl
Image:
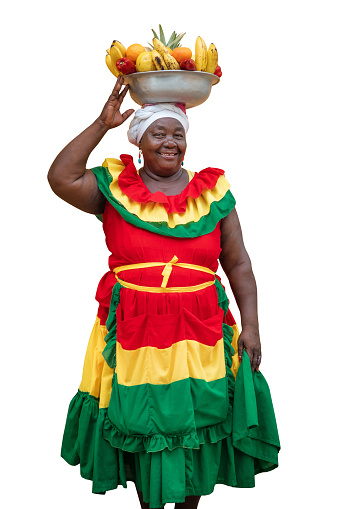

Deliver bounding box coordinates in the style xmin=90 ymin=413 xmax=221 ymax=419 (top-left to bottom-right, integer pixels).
xmin=123 ymin=70 xmax=220 ymax=109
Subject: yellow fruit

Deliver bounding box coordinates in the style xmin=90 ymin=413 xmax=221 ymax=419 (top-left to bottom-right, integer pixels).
xmin=111 ymin=40 xmax=126 ymax=57
xmin=153 ymin=38 xmax=168 ymax=56
xmin=126 ymin=44 xmax=146 ymax=63
xmin=152 ymin=39 xmax=175 ymax=60
xmin=136 ymin=51 xmax=156 ymax=72
xmin=163 ymin=52 xmax=180 ymax=70
xmin=206 ymin=43 xmax=218 ymax=73
xmin=195 ymin=36 xmax=208 ymax=71
xmin=105 ymin=53 xmax=120 ymax=77
xmin=109 ymin=45 xmax=123 ymax=75
xmin=151 ymin=50 xmax=168 ymax=70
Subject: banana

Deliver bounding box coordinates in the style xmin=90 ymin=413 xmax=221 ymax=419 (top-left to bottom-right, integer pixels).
xmin=206 ymin=43 xmax=218 ymax=74
xmin=111 ymin=40 xmax=126 ymax=57
xmin=163 ymin=52 xmax=180 ymax=70
xmin=152 ymin=38 xmax=168 ymax=56
xmin=109 ymin=45 xmax=123 ymax=76
xmin=136 ymin=51 xmax=156 ymax=72
xmin=105 ymin=53 xmax=120 ymax=77
xmin=151 ymin=50 xmax=168 ymax=70
xmin=195 ymin=36 xmax=208 ymax=72
xmin=151 ymin=39 xmax=179 ymax=69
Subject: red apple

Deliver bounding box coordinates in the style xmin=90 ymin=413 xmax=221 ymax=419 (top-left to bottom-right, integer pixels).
xmin=180 ymin=59 xmax=197 ymax=71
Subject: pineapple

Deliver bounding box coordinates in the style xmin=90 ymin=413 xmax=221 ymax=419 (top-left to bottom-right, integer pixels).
xmin=149 ymin=24 xmax=185 ymax=50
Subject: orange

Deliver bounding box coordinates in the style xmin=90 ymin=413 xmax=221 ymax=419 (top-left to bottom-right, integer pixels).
xmin=172 ymin=47 xmax=192 ymax=63
xmin=166 ymin=47 xmax=173 ymax=56
xmin=126 ymin=44 xmax=146 ymax=63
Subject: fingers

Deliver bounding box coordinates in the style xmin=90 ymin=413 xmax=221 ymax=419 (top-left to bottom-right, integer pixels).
xmin=121 ymin=108 xmax=135 ymax=122
xmin=238 ymin=337 xmax=244 ymax=363
xmin=237 ymin=328 xmax=261 ymax=372
xmin=112 ymin=75 xmax=124 ymax=95
xmin=249 ymin=349 xmax=261 ymax=372
xmin=108 ymin=76 xmax=127 ymax=103
xmin=117 ymin=83 xmax=130 ymax=105
xmin=239 ymin=345 xmax=261 ymax=372
xmin=256 ymin=354 xmax=262 ymax=372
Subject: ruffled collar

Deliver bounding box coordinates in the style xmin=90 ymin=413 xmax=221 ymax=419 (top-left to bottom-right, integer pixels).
xmin=118 ymin=154 xmax=224 ymax=214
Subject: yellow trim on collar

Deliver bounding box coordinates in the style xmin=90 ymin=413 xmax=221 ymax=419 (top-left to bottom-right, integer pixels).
xmin=103 ymin=158 xmax=230 ymax=227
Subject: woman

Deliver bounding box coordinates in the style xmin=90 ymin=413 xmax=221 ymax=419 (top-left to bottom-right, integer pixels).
xmin=48 ymin=76 xmax=280 ymax=509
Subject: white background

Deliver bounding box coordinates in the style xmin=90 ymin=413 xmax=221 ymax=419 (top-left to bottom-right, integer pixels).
xmin=1 ymin=1 xmax=338 ymax=507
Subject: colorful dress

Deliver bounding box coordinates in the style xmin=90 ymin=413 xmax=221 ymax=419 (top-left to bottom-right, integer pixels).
xmin=61 ymin=154 xmax=280 ymax=508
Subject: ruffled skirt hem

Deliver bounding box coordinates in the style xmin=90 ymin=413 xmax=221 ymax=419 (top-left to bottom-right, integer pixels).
xmin=61 ymin=351 xmax=280 ymax=508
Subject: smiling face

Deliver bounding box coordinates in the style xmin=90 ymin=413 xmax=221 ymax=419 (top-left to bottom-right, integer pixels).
xmin=139 ymin=117 xmax=187 ymax=177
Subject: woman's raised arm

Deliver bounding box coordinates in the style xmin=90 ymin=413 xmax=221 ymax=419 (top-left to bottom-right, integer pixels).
xmin=219 ymin=208 xmax=262 ymax=371
xmin=47 ymin=76 xmax=134 ymax=214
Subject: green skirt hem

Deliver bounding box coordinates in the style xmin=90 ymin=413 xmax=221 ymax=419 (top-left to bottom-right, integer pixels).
xmin=61 ymin=352 xmax=280 ymax=508
xmin=70 ymin=468 xmax=280 ymax=500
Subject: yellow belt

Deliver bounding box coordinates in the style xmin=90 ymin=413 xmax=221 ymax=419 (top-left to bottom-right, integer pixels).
xmin=113 ymin=255 xmax=216 ymax=294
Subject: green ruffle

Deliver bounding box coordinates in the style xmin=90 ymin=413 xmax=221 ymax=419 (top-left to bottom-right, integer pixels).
xmin=102 ymin=410 xmax=233 ymax=454
xmin=214 ymin=277 xmax=229 ymax=314
xmin=101 ymin=282 xmax=121 ymax=369
xmin=215 ymin=277 xmax=236 ymax=390
xmin=91 ymin=166 xmax=236 ymax=238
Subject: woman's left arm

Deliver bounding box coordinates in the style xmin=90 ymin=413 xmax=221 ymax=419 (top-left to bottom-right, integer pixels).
xmin=219 ymin=208 xmax=261 ymax=372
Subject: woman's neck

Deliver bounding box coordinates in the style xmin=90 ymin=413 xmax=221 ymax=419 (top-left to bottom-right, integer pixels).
xmin=141 ymin=165 xmax=184 ymax=182
xmin=139 ymin=166 xmax=188 ymax=196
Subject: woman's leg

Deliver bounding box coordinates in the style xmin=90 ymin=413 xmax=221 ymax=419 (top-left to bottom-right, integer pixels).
xmin=136 ymin=489 xmax=164 ymax=509
xmin=136 ymin=487 xmax=200 ymax=509
xmin=175 ymin=496 xmax=201 ymax=509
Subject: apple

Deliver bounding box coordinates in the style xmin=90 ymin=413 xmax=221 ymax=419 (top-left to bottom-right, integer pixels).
xmin=180 ymin=59 xmax=197 ymax=71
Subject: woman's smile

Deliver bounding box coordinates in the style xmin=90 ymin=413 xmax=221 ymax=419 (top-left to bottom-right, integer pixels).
xmin=157 ymin=151 xmax=179 ymax=159
xmin=139 ymin=117 xmax=187 ymax=177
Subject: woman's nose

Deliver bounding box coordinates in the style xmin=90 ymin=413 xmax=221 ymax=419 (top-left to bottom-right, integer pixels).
xmin=163 ymin=136 xmax=176 ymax=147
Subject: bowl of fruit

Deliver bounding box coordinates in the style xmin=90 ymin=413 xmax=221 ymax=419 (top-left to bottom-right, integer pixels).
xmin=105 ymin=26 xmax=222 ymax=109
xmin=123 ymin=70 xmax=219 ymax=109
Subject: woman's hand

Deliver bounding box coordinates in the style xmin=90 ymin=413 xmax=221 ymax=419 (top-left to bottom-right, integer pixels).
xmin=238 ymin=325 xmax=261 ymax=372
xmin=98 ymin=76 xmax=135 ymax=129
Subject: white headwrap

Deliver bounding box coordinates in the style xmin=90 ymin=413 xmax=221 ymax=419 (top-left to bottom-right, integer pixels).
xmin=127 ymin=103 xmax=189 ymax=147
